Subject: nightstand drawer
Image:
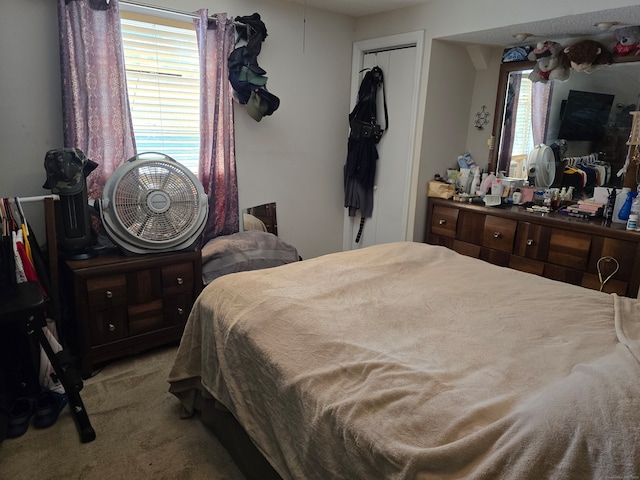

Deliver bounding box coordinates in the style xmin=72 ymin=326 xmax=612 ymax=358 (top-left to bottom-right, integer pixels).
xmin=164 ymin=293 xmax=193 ymax=326
xmin=162 ymin=262 xmax=194 ymax=295
xmin=128 ymin=299 xmax=164 ymax=336
xmin=86 ymin=274 xmax=127 ymax=310
xmin=90 ymin=307 xmax=128 ymax=345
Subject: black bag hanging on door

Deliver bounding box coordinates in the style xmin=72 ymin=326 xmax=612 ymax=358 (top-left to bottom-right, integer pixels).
xmin=348 ymin=66 xmax=388 ymax=144
xmin=344 ymin=66 xmax=388 ymax=243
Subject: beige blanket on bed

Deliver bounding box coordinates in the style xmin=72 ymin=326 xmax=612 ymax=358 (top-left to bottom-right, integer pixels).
xmin=169 ymin=242 xmax=640 ymax=479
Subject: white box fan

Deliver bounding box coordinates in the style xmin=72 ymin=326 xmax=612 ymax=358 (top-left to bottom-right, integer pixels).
xmin=100 ymin=152 xmax=208 ymax=255
xmin=526 ymin=144 xmax=556 ymax=188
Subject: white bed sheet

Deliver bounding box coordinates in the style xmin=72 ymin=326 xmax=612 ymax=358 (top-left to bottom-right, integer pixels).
xmin=169 ymin=242 xmax=640 ymax=479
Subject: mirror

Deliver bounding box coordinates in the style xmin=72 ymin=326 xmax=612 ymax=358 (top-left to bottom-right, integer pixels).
xmin=490 ymin=57 xmax=640 ymax=187
xmin=243 ymin=202 xmax=278 ymax=235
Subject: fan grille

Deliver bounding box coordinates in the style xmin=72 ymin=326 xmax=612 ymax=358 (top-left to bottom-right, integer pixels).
xmin=113 ymin=161 xmax=200 ymax=242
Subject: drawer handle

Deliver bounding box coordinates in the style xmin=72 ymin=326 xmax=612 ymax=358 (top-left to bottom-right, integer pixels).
xmin=177 ymin=307 xmax=184 ymax=315
xmin=438 ymin=219 xmax=446 ymax=225
xmin=105 ymin=290 xmax=113 ymax=299
xmin=176 ymin=277 xmax=184 ymax=285
xmin=108 ymin=323 xmax=116 ymax=332
xmin=493 ymin=232 xmax=502 ymax=238
xmin=526 ymin=239 xmax=534 ymax=246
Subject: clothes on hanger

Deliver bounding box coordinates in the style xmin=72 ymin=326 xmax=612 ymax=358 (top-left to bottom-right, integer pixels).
xmin=562 ymin=153 xmax=612 ymax=197
xmin=0 ymin=197 xmax=65 ymax=397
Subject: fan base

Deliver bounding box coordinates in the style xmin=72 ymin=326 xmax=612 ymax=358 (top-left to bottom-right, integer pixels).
xmin=61 ymin=248 xmax=98 ymax=261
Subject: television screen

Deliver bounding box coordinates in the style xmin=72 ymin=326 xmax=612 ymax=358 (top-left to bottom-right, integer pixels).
xmin=557 ymin=90 xmax=614 ymax=141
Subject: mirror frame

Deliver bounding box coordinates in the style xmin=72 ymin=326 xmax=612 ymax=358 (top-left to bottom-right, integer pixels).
xmin=243 ymin=202 xmax=278 ymax=236
xmin=489 ymin=55 xmax=640 ymax=175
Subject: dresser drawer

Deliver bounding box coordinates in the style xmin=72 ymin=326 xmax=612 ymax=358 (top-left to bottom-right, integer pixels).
xmin=547 ymin=228 xmax=592 ymax=270
xmin=430 ymin=205 xmax=459 ymax=238
xmin=482 ymin=215 xmax=516 ymax=253
xmin=509 ymin=255 xmax=545 ymax=276
xmin=86 ymin=274 xmax=127 ymax=311
xmin=425 ymin=198 xmax=640 ymax=298
xmin=514 ymin=222 xmax=547 ymax=260
xmin=587 ymin=236 xmax=636 ymax=281
xmin=162 ymin=262 xmax=194 ymax=295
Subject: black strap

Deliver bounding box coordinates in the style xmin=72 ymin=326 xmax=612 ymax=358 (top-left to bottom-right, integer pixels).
xmin=350 ymin=66 xmax=389 ymax=139
xmin=375 ymin=66 xmax=389 ymax=136
xmin=355 ymin=217 xmax=365 ymax=243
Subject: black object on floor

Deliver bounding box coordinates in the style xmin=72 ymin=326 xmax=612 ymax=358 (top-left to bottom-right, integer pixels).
xmin=0 ymin=282 xmax=96 ymax=443
xmin=7 ymin=397 xmax=35 ymax=438
xmin=34 ymin=390 xmax=68 ymax=429
xmin=0 ymin=395 xmax=9 ymax=443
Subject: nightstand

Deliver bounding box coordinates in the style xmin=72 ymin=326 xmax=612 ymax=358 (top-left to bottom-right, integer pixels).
xmin=60 ymin=250 xmax=202 ymax=378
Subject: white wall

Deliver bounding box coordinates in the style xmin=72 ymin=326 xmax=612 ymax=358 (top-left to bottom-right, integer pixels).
xmin=3 ymin=0 xmax=638 ymax=255
xmin=0 ymin=0 xmax=64 ymax=242
xmin=0 ymin=0 xmax=354 ymax=260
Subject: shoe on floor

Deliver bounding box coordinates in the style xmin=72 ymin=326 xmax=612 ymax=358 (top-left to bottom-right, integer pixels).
xmin=33 ymin=391 xmax=67 ymax=429
xmin=7 ymin=397 xmax=35 ymax=438
xmin=0 ymin=395 xmax=11 ymax=444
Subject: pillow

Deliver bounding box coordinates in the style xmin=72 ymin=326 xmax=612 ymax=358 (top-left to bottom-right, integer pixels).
xmin=201 ymin=230 xmax=299 ymax=284
xmin=242 ymin=213 xmax=268 ymax=232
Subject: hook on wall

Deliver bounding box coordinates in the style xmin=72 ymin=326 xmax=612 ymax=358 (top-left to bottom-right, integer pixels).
xmin=474 ymin=105 xmax=490 ymax=130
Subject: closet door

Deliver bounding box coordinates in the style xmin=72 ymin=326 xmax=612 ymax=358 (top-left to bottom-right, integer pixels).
xmin=343 ymin=35 xmax=421 ymax=250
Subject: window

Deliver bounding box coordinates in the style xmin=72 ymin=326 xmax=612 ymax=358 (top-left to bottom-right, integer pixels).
xmin=120 ymin=12 xmax=200 ymax=175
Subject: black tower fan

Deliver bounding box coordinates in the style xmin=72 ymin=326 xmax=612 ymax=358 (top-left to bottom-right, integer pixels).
xmin=43 ymin=148 xmax=98 ymax=260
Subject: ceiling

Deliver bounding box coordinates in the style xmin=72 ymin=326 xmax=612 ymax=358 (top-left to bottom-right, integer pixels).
xmin=285 ymin=0 xmax=432 ymax=18
xmin=285 ymin=0 xmax=640 ymax=47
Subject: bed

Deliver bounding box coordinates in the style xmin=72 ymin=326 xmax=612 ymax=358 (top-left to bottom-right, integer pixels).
xmin=169 ymin=242 xmax=640 ymax=479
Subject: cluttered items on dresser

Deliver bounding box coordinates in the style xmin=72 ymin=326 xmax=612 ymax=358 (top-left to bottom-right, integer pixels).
xmin=430 ymin=143 xmax=628 ymax=216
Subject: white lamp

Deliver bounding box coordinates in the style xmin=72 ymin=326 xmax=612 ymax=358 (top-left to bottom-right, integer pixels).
xmin=513 ymin=33 xmax=532 ymax=41
xmin=594 ymin=22 xmax=618 ymax=30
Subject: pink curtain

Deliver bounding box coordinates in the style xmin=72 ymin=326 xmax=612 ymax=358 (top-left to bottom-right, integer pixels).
xmin=498 ymin=73 xmax=521 ymax=174
xmin=57 ymin=0 xmax=136 ymax=200
xmin=531 ymin=81 xmax=553 ymax=146
xmin=194 ymin=10 xmax=238 ymax=243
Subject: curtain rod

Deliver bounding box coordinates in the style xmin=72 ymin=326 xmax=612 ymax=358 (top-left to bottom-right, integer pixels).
xmin=13 ymin=195 xmax=60 ymax=204
xmin=119 ymin=0 xmax=229 ymax=22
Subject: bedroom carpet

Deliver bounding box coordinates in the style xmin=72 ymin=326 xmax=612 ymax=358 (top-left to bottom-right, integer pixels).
xmin=0 ymin=345 xmax=246 ymax=480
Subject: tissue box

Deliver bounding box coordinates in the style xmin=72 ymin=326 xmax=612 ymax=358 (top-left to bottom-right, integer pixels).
xmin=519 ymin=186 xmax=536 ymax=203
xmin=428 ymin=181 xmax=455 ymax=199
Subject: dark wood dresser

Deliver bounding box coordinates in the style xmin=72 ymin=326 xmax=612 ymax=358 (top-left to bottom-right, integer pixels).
xmin=61 ymin=250 xmax=202 ymax=377
xmin=426 ymin=198 xmax=640 ymax=298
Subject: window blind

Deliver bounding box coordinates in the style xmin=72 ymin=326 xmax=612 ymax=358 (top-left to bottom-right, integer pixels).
xmin=511 ymin=74 xmax=534 ymax=158
xmin=120 ymin=13 xmax=200 ymax=175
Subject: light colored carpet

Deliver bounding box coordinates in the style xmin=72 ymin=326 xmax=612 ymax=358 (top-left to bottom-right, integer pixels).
xmin=0 ymin=345 xmax=246 ymax=480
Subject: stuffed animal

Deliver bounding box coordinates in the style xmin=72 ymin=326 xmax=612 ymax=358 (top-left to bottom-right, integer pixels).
xmin=527 ymin=41 xmax=570 ymax=83
xmin=564 ymin=39 xmax=612 ymax=73
xmin=612 ymin=26 xmax=640 ymax=56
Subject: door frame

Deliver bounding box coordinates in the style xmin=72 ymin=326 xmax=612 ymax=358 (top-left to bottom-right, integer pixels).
xmin=342 ymin=31 xmax=425 ymax=251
